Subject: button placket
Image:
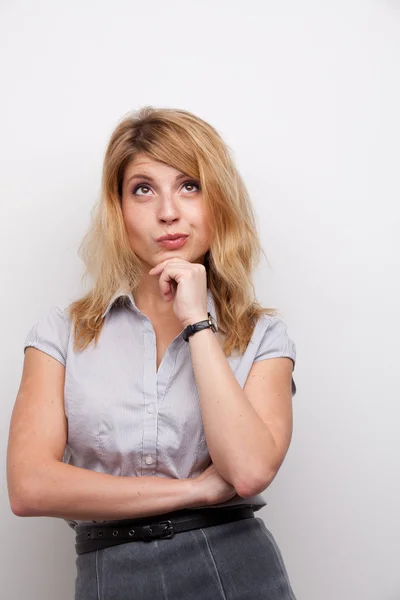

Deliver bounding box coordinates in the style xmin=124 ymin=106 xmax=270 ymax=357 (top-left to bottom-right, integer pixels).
xmin=142 ymin=323 xmax=158 ymax=475
xmin=156 ymin=337 xmax=185 ymax=405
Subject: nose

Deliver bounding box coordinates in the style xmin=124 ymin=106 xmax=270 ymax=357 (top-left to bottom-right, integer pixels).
xmin=157 ymin=191 xmax=180 ymax=223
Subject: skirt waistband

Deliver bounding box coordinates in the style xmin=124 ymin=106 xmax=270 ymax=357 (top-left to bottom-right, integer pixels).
xmin=75 ymin=506 xmax=255 ymax=555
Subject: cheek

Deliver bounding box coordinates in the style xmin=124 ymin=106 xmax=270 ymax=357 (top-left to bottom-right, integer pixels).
xmin=123 ymin=219 xmax=149 ymax=255
xmin=199 ymin=213 xmax=212 ymax=243
xmin=191 ymin=205 xmax=210 ymax=232
xmin=122 ymin=206 xmax=147 ymax=237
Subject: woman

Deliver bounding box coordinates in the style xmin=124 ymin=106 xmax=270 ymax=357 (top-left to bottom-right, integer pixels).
xmin=8 ymin=106 xmax=298 ymax=599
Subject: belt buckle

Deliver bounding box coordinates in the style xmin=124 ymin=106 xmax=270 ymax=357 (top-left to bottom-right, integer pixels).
xmin=158 ymin=520 xmax=174 ymax=539
xmin=141 ymin=520 xmax=174 ymax=542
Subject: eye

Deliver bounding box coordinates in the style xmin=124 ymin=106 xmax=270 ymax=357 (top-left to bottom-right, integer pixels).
xmin=131 ymin=180 xmax=200 ymax=196
xmin=182 ymin=181 xmax=201 ymax=193
xmin=132 ymin=183 xmax=152 ymax=196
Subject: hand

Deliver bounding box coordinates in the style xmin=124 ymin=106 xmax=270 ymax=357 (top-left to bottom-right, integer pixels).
xmin=191 ymin=462 xmax=238 ymax=507
xmin=148 ymin=258 xmax=208 ymax=327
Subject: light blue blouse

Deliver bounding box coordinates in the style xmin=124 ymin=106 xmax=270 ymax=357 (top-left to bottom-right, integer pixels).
xmin=23 ymin=288 xmax=297 ymax=530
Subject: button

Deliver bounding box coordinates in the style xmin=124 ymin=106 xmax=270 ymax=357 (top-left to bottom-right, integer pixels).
xmin=147 ymin=404 xmax=154 ymax=413
xmin=145 ymin=455 xmax=153 ymax=465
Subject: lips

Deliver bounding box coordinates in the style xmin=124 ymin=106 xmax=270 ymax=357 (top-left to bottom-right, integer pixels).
xmin=157 ymin=236 xmax=188 ymax=249
xmin=156 ymin=233 xmax=188 ymax=242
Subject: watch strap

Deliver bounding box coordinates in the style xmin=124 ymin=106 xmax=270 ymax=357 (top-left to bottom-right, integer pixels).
xmin=182 ymin=313 xmax=217 ymax=342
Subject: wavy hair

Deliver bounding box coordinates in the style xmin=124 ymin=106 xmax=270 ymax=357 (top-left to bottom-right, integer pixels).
xmin=67 ymin=106 xmax=277 ymax=356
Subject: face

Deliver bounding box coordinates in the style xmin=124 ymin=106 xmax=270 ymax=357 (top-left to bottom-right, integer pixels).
xmin=121 ymin=153 xmax=211 ymax=271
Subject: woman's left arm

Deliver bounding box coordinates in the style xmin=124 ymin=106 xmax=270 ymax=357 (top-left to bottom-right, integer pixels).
xmin=189 ymin=327 xmax=294 ymax=499
xmin=148 ymin=259 xmax=294 ymax=499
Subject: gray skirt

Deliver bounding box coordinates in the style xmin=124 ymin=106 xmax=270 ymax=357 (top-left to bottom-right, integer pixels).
xmin=74 ymin=516 xmax=297 ymax=600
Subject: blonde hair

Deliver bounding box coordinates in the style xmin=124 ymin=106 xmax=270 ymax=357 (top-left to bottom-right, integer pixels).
xmin=68 ymin=106 xmax=277 ymax=356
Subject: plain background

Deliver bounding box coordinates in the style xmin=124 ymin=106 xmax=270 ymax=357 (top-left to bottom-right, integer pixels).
xmin=1 ymin=1 xmax=399 ymax=599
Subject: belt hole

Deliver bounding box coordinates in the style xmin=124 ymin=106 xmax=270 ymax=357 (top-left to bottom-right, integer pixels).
xmin=87 ymin=532 xmax=91 ymax=538
xmin=98 ymin=530 xmax=103 ymax=537
xmin=129 ymin=530 xmax=135 ymax=536
xmin=113 ymin=530 xmax=118 ymax=536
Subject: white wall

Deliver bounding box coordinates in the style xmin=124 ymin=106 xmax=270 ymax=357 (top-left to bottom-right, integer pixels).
xmin=1 ymin=1 xmax=399 ymax=598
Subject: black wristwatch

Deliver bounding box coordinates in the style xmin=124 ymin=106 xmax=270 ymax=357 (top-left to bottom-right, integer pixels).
xmin=182 ymin=312 xmax=217 ymax=342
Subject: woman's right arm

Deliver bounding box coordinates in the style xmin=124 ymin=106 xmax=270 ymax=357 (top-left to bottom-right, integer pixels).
xmin=6 ymin=348 xmax=205 ymax=522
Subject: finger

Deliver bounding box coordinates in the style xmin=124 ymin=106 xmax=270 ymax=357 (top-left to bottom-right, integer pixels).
xmin=157 ymin=271 xmax=170 ymax=298
xmin=159 ymin=271 xmax=176 ymax=300
xmin=149 ymin=258 xmax=186 ymax=276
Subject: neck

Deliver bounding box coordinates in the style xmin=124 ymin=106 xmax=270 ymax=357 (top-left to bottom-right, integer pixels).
xmin=132 ymin=273 xmax=177 ymax=317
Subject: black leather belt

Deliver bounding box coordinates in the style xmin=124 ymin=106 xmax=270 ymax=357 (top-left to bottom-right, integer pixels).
xmin=75 ymin=506 xmax=255 ymax=555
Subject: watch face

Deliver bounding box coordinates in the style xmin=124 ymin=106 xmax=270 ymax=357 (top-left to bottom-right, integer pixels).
xmin=208 ymin=313 xmax=217 ymax=332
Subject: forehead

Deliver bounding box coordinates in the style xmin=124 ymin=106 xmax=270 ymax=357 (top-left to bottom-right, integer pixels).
xmin=124 ymin=154 xmax=185 ymax=180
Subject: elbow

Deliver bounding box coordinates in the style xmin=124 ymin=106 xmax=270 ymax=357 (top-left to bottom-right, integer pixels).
xmin=10 ymin=496 xmax=32 ymax=518
xmin=9 ymin=481 xmax=41 ymax=517
xmin=8 ymin=459 xmax=62 ymax=517
xmin=235 ymin=470 xmax=276 ymax=499
xmin=10 ymin=497 xmax=31 ymax=517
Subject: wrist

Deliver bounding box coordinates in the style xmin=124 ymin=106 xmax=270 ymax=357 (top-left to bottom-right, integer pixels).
xmin=182 ymin=478 xmax=205 ymax=508
xmin=181 ymin=314 xmax=209 ymax=329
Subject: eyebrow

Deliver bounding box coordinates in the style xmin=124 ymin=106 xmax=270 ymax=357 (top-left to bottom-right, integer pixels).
xmin=126 ymin=172 xmax=189 ymax=186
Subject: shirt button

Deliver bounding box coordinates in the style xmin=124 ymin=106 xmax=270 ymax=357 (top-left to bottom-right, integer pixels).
xmin=145 ymin=455 xmax=153 ymax=465
xmin=147 ymin=404 xmax=154 ymax=413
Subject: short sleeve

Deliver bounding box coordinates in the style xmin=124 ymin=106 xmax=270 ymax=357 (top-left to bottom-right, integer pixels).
xmin=253 ymin=316 xmax=297 ymax=396
xmin=23 ymin=306 xmax=70 ymax=366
